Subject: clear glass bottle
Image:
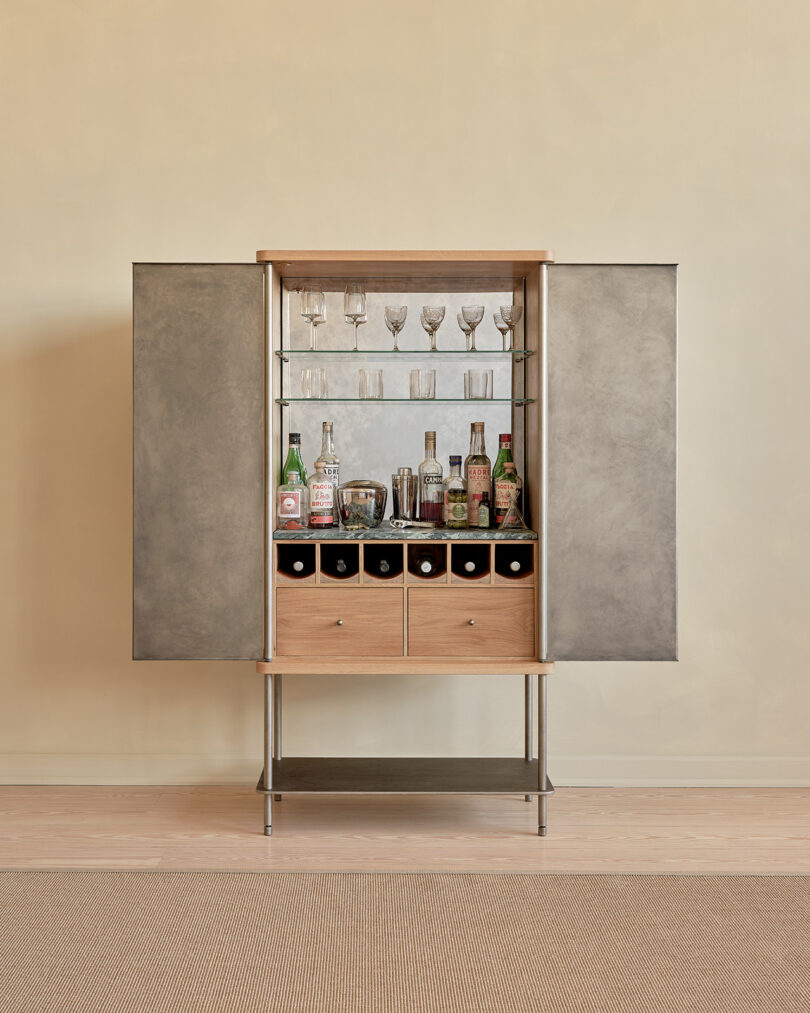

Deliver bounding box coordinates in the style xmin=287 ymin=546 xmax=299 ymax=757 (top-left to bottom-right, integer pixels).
xmin=307 ymin=461 xmax=337 ymax=529
xmin=494 ymin=461 xmax=521 ymax=525
xmin=443 ymin=455 xmax=467 ymax=528
xmin=314 ymin=421 xmax=340 ymax=489
xmin=464 ymin=422 xmax=491 ymax=527
xmin=418 ymin=430 xmax=443 ymax=525
xmin=276 ymin=469 xmax=308 ymax=530
xmin=282 ymin=432 xmax=308 ymax=487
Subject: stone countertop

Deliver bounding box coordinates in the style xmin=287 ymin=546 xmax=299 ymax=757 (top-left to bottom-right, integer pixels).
xmin=273 ymin=520 xmax=536 ymax=541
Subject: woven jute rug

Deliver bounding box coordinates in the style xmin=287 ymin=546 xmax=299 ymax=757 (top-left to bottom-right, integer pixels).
xmin=1 ymin=872 xmax=808 ymax=1012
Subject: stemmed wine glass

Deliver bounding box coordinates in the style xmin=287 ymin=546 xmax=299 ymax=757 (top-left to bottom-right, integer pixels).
xmin=384 ymin=306 xmax=407 ymax=351
xmin=421 ymin=305 xmax=446 ymax=352
xmin=494 ymin=311 xmax=511 ymax=351
xmin=457 ymin=312 xmax=473 ymax=351
xmin=301 ymin=286 xmax=326 ymax=350
xmin=499 ymin=305 xmax=523 ymax=351
xmin=344 ymin=283 xmax=367 ymax=351
xmin=461 ymin=305 xmax=485 ymax=352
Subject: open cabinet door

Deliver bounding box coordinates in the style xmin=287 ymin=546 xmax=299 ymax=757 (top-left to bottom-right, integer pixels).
xmin=547 ymin=264 xmax=677 ymax=661
xmin=133 ymin=264 xmax=265 ymax=660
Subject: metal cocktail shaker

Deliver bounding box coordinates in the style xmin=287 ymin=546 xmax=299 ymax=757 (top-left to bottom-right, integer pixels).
xmin=391 ymin=467 xmax=418 ymax=521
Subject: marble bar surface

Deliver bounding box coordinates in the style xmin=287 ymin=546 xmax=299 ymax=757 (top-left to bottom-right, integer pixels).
xmin=273 ymin=520 xmax=537 ymax=541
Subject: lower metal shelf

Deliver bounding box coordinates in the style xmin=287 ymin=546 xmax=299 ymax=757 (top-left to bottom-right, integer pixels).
xmin=256 ymin=758 xmax=554 ymax=796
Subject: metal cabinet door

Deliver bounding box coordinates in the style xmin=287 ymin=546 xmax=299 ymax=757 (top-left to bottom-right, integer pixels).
xmin=547 ymin=264 xmax=677 ymax=661
xmin=133 ymin=264 xmax=265 ymax=660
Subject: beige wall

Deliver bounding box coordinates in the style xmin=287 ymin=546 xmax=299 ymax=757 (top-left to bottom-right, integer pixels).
xmin=2 ymin=0 xmax=809 ymax=785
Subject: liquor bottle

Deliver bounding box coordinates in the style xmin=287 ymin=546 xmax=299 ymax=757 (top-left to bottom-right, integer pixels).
xmin=478 ymin=490 xmax=491 ymax=529
xmin=276 ymin=470 xmax=308 ymax=530
xmin=464 ymin=422 xmax=491 ymax=527
xmin=307 ymin=461 xmax=337 ymax=529
xmin=282 ymin=432 xmax=308 ymax=486
xmin=314 ymin=421 xmax=340 ymax=489
xmin=492 ymin=433 xmax=513 ymax=488
xmin=411 ymin=549 xmax=443 ymax=577
xmin=443 ymin=455 xmax=467 ymax=528
xmin=494 ymin=461 xmax=521 ymax=526
xmin=418 ymin=430 xmax=443 ymax=525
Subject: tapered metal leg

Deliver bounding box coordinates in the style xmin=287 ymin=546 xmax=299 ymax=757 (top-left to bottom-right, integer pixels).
xmin=538 ymin=672 xmax=548 ymax=836
xmin=524 ymin=673 xmax=533 ymax=802
xmin=263 ymin=672 xmax=274 ymax=835
xmin=273 ymin=673 xmax=282 ymax=802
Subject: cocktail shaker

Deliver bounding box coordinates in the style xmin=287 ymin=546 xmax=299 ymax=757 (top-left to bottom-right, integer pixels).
xmin=391 ymin=467 xmax=418 ymax=521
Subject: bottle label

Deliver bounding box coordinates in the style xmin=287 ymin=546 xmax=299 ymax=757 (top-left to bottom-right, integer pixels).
xmin=310 ymin=481 xmax=334 ymax=512
xmin=322 ymin=465 xmax=339 ymax=486
xmin=444 ymin=494 xmax=467 ymax=525
xmin=279 ymin=490 xmax=301 ymax=519
xmin=495 ymin=479 xmax=517 ymax=511
xmin=467 ymin=464 xmax=491 ymax=521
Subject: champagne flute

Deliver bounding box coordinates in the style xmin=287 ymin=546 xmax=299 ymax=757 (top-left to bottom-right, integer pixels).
xmin=301 ymin=286 xmax=325 ymax=350
xmin=344 ymin=283 xmax=367 ymax=351
xmin=494 ymin=311 xmax=511 ymax=351
xmin=457 ymin=312 xmax=473 ymax=351
xmin=461 ymin=305 xmax=485 ymax=352
xmin=384 ymin=305 xmax=407 ymax=351
xmin=499 ymin=305 xmax=523 ymax=351
xmin=421 ymin=305 xmax=446 ymax=352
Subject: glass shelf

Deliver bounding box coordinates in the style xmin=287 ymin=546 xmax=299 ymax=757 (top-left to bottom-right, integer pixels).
xmin=277 ymin=348 xmax=533 ymax=360
xmin=276 ymin=397 xmax=533 ymax=405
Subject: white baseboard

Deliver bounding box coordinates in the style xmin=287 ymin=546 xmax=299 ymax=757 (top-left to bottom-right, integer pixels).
xmin=1 ymin=753 xmax=809 ymax=786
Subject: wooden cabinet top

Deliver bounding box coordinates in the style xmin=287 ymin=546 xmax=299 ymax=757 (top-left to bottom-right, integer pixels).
xmin=255 ymin=250 xmax=555 ymax=281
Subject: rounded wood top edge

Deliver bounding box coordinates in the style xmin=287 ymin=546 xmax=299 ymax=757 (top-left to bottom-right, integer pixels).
xmin=255 ymin=661 xmax=555 ymax=675
xmin=255 ymin=250 xmax=555 ymax=264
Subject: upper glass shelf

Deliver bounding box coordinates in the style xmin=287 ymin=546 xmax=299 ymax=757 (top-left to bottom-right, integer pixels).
xmin=276 ymin=397 xmax=533 ymax=405
xmin=276 ymin=348 xmax=533 ymax=359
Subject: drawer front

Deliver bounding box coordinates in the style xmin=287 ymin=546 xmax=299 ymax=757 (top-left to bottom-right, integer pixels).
xmin=276 ymin=587 xmax=403 ymax=657
xmin=407 ymin=587 xmax=536 ymax=658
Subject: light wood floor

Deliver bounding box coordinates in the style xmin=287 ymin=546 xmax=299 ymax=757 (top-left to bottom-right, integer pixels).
xmin=1 ymin=786 xmax=808 ymax=873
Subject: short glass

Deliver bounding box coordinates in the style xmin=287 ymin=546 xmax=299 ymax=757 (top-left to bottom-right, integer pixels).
xmin=301 ymin=368 xmax=328 ymax=398
xmin=409 ymin=369 xmax=436 ymax=399
xmin=464 ymin=369 xmax=493 ymax=399
xmin=359 ymin=369 xmax=384 ymax=399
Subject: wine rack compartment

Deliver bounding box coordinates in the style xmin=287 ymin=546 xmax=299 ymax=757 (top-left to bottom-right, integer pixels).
xmin=494 ymin=543 xmax=535 ymax=583
xmin=407 ymin=543 xmax=447 ymax=581
xmin=319 ymin=543 xmax=360 ymax=582
xmin=450 ymin=544 xmax=490 ymax=582
xmin=276 ymin=543 xmax=316 ymax=583
xmin=363 ymin=543 xmax=404 ymax=582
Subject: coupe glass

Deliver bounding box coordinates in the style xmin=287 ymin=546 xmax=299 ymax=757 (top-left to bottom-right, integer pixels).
xmin=461 ymin=305 xmax=485 ymax=352
xmin=420 ymin=305 xmax=446 ymax=352
xmin=384 ymin=305 xmax=407 ymax=351
xmin=344 ymin=283 xmax=367 ymax=351
xmin=499 ymin=304 xmax=523 ymax=351
xmin=359 ymin=369 xmax=384 ymax=399
xmin=300 ymin=286 xmax=326 ymax=350
xmin=457 ymin=312 xmax=473 ymax=351
xmin=494 ymin=311 xmax=511 ymax=351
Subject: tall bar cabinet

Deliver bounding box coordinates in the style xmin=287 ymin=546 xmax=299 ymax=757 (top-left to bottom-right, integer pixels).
xmin=133 ymin=251 xmax=677 ymax=835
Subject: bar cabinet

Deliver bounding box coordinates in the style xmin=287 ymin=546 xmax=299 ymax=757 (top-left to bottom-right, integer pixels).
xmin=133 ymin=251 xmax=678 ymax=836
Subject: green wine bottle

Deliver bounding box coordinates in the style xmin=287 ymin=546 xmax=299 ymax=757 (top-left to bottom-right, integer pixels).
xmin=282 ymin=432 xmax=308 ymax=486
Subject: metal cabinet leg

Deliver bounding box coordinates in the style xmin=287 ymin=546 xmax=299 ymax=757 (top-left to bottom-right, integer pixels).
xmin=524 ymin=673 xmax=533 ymax=802
xmin=538 ymin=672 xmax=548 ymax=836
xmin=273 ymin=673 xmax=282 ymax=802
xmin=263 ymin=672 xmax=274 ymax=835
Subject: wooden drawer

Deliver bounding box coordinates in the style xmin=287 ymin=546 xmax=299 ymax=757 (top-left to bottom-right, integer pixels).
xmin=275 ymin=587 xmax=404 ymax=657
xmin=407 ymin=587 xmax=536 ymax=658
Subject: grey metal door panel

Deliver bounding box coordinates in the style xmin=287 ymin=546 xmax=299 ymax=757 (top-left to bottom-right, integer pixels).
xmin=133 ymin=264 xmax=265 ymax=660
xmin=547 ymin=264 xmax=677 ymax=661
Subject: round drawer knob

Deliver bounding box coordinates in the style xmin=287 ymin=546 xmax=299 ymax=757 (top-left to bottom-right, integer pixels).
xmin=468 ymin=619 xmax=476 ymax=626
xmin=336 ymin=619 xmax=344 ymax=626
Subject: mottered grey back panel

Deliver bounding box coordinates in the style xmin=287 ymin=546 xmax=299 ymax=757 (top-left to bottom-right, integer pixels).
xmin=133 ymin=264 xmax=264 ymax=660
xmin=547 ymin=264 xmax=677 ymax=661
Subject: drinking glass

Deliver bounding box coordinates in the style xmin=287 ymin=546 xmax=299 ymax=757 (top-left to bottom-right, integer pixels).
xmin=461 ymin=305 xmax=485 ymax=351
xmin=301 ymin=368 xmax=328 ymax=399
xmin=300 ymin=286 xmax=326 ymax=350
xmin=344 ymin=283 xmax=367 ymax=351
xmin=409 ymin=369 xmax=436 ymax=399
xmin=359 ymin=369 xmax=384 ymax=399
xmin=499 ymin=304 xmax=523 ymax=351
xmin=420 ymin=305 xmax=446 ymax=352
xmin=384 ymin=305 xmax=407 ymax=351
xmin=464 ymin=368 xmax=493 ymax=399
xmin=457 ymin=312 xmax=473 ymax=351
xmin=494 ymin=311 xmax=511 ymax=351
